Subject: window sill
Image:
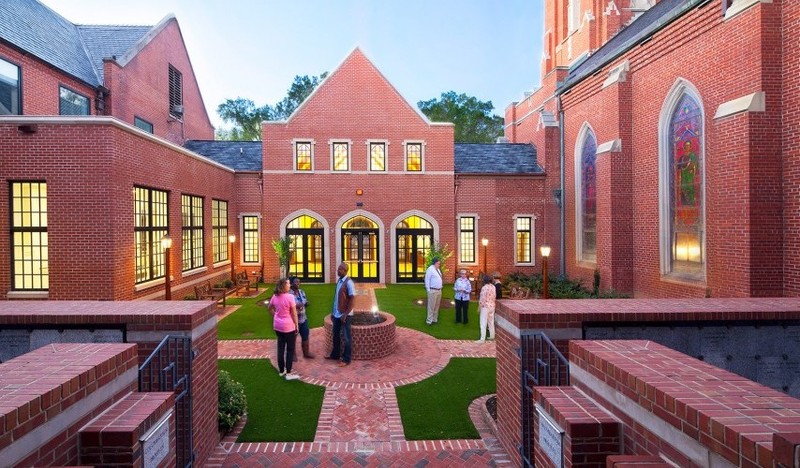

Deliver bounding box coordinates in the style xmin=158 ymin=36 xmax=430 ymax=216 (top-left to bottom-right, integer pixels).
xmin=182 ymin=266 xmax=208 ymax=278
xmin=576 ymin=260 xmax=597 ymax=269
xmin=7 ymin=291 xmax=48 ymax=300
xmin=134 ymin=277 xmax=169 ymax=292
xmin=661 ymin=272 xmax=706 ymax=288
xmin=213 ymin=260 xmax=231 ymax=269
xmin=725 ymin=0 xmax=769 ymax=21
xmin=514 ymin=262 xmax=536 ymax=267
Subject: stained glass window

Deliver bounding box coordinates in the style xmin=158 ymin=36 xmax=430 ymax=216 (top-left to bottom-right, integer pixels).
xmin=669 ymin=94 xmax=703 ymax=272
xmin=581 ymin=131 xmax=597 ymax=262
xmin=295 ymin=142 xmax=312 ymax=171
xmin=406 ymin=143 xmax=422 ymax=171
xmin=369 ymin=142 xmax=386 ymax=171
xmin=332 ymin=142 xmax=349 ymax=171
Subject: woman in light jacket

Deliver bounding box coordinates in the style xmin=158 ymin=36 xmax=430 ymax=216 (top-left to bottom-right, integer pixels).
xmin=477 ymin=274 xmax=496 ymax=342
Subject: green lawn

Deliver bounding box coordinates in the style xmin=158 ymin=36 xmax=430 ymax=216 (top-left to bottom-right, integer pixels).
xmin=218 ymin=359 xmax=325 ymax=441
xmin=396 ymin=358 xmax=496 ymax=439
xmin=375 ymin=284 xmax=480 ymax=340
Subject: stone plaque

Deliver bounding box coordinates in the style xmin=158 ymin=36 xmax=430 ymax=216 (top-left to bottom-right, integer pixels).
xmin=784 ymin=326 xmax=800 ymax=355
xmin=699 ymin=326 xmax=728 ymax=356
xmin=536 ymin=405 xmax=563 ymax=468
xmin=142 ymin=412 xmax=171 ymax=468
xmin=757 ymin=356 xmax=785 ymax=390
xmin=0 ymin=329 xmax=30 ymax=363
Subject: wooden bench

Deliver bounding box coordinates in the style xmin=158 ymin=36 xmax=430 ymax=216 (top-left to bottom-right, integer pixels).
xmin=194 ymin=281 xmax=228 ymax=307
xmin=233 ymin=271 xmax=256 ymax=296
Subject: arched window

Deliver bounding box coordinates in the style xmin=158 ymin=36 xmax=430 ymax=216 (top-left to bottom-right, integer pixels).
xmin=669 ymin=94 xmax=704 ymax=274
xmin=580 ymin=131 xmax=597 ymax=262
xmin=659 ymin=81 xmax=705 ymax=279
xmin=287 ymin=215 xmax=324 ymax=281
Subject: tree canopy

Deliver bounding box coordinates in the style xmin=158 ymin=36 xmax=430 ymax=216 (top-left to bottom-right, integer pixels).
xmin=417 ymin=91 xmax=504 ymax=144
xmin=216 ymin=72 xmax=328 ymax=140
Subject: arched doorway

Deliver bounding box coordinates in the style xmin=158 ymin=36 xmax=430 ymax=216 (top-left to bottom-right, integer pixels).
xmin=287 ymin=215 xmax=324 ymax=282
xmin=342 ymin=215 xmax=379 ymax=282
xmin=396 ymin=215 xmax=433 ymax=282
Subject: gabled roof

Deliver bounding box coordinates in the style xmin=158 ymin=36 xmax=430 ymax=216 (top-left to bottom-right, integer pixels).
xmin=561 ymin=0 xmax=697 ymax=91
xmin=454 ymin=143 xmax=542 ymax=174
xmin=0 ymin=0 xmax=152 ymax=87
xmin=183 ymin=140 xmax=263 ymax=172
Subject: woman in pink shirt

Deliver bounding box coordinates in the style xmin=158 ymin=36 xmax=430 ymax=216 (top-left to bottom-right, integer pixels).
xmin=268 ymin=278 xmax=300 ymax=380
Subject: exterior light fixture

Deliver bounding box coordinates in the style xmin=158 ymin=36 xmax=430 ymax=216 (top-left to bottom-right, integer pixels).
xmin=161 ymin=234 xmax=172 ymax=300
xmin=540 ymin=244 xmax=551 ymax=299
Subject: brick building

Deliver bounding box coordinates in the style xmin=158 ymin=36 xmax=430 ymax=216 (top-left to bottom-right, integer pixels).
xmin=505 ymin=0 xmax=797 ymax=298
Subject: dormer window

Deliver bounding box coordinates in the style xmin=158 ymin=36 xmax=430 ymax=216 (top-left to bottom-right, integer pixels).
xmin=168 ymin=65 xmax=183 ymax=118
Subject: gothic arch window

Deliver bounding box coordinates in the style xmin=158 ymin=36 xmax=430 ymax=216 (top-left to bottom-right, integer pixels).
xmin=574 ymin=124 xmax=597 ymax=264
xmin=659 ymin=81 xmax=705 ymax=279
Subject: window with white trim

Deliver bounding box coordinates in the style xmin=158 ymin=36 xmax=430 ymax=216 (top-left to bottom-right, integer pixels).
xmin=242 ymin=215 xmax=260 ymax=263
xmin=294 ymin=141 xmax=313 ymax=171
xmin=459 ymin=216 xmax=476 ymax=263
xmin=10 ymin=181 xmax=48 ymax=290
xmin=575 ymin=125 xmax=597 ymax=263
xmin=368 ymin=141 xmax=387 ymax=172
xmin=331 ymin=141 xmax=350 ymax=172
xmin=405 ymin=141 xmax=423 ymax=172
xmin=181 ymin=194 xmax=204 ymax=271
xmin=515 ymin=216 xmax=533 ymax=264
xmin=212 ymin=199 xmax=229 ymax=263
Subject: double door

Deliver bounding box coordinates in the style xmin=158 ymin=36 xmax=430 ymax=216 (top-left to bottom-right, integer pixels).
xmin=342 ymin=229 xmax=379 ymax=282
xmin=396 ymin=230 xmax=432 ymax=282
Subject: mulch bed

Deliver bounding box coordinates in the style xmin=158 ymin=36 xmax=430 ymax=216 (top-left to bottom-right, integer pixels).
xmin=486 ymin=396 xmax=497 ymax=421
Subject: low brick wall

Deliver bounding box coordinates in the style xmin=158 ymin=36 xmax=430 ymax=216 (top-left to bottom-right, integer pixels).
xmin=323 ymin=312 xmax=396 ymax=360
xmin=571 ymin=340 xmax=800 ymax=467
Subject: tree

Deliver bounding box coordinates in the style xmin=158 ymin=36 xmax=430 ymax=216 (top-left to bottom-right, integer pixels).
xmin=216 ymin=72 xmax=328 ymax=140
xmin=417 ymin=91 xmax=504 ymax=143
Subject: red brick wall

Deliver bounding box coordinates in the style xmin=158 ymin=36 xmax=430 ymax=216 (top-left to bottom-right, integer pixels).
xmin=784 ymin=0 xmax=800 ymax=296
xmin=0 ymin=43 xmax=98 ymax=116
xmin=104 ymin=19 xmax=214 ymax=144
xmin=0 ymin=119 xmax=235 ymax=300
xmin=263 ymin=49 xmax=456 ymax=282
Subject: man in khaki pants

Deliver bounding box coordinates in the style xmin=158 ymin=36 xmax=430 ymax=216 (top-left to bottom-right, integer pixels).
xmin=424 ymin=258 xmax=443 ymax=325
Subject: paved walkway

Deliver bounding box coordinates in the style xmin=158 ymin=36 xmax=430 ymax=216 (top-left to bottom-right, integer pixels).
xmin=208 ymin=285 xmax=511 ymax=467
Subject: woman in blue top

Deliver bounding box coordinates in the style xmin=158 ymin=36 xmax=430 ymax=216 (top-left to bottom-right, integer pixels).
xmin=453 ymin=269 xmax=472 ymax=324
xmin=290 ymin=276 xmax=315 ymax=359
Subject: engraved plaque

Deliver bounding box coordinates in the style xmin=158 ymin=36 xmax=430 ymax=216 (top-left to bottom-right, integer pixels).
xmin=699 ymin=327 xmax=728 ymax=357
xmin=757 ymin=356 xmax=785 ymax=390
xmin=728 ymin=356 xmax=758 ymax=381
xmin=142 ymin=413 xmax=171 ymax=468
xmin=0 ymin=329 xmax=30 ymax=363
xmin=536 ymin=405 xmax=563 ymax=468
xmin=784 ymin=326 xmax=800 ymax=356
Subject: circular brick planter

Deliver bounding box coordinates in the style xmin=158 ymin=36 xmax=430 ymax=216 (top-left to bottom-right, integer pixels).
xmin=323 ymin=311 xmax=396 ymax=360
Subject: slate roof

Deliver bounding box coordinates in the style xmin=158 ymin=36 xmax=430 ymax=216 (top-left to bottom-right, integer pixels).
xmin=183 ymin=140 xmax=263 ymax=172
xmin=454 ymin=143 xmax=541 ymax=175
xmin=0 ymin=0 xmax=152 ymax=87
xmin=562 ymin=0 xmax=696 ymax=90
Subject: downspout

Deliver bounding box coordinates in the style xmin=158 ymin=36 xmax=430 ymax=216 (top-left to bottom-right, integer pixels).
xmin=557 ymin=95 xmax=566 ymax=277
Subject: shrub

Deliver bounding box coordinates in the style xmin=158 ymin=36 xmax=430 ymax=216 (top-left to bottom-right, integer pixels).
xmin=223 ymin=279 xmax=234 ymax=289
xmin=184 ymin=294 xmax=197 ymax=300
xmin=218 ymin=369 xmax=247 ymax=432
xmin=503 ymin=270 xmax=627 ymax=299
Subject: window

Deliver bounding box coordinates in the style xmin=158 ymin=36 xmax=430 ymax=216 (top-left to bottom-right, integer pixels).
xmin=0 ymin=57 xmax=20 ymax=115
xmin=59 ymin=86 xmax=90 ymax=115
xmin=577 ymin=127 xmax=597 ymax=263
xmin=459 ymin=216 xmax=476 ymax=263
xmin=515 ymin=216 xmax=533 ymax=264
xmin=134 ymin=186 xmax=169 ymax=283
xmin=405 ymin=142 xmax=423 ymax=172
xmin=568 ymin=0 xmax=581 ymax=32
xmin=242 ymin=215 xmax=260 ymax=263
xmin=667 ymin=93 xmax=704 ymax=275
xmin=134 ymin=116 xmax=154 ymax=134
xmin=369 ymin=142 xmax=386 ymax=172
xmin=181 ymin=195 xmax=204 ymax=271
xmin=294 ymin=141 xmax=313 ymax=171
xmin=212 ymin=199 xmax=229 ymax=263
xmin=168 ymin=65 xmax=183 ymax=118
xmin=331 ymin=141 xmax=350 ymax=172
xmin=10 ymin=182 xmax=48 ymax=290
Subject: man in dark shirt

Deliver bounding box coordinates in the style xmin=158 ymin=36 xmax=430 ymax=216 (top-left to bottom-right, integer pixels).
xmin=492 ymin=272 xmax=503 ymax=300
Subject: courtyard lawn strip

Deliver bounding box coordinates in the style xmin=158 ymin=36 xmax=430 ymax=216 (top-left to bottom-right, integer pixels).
xmin=396 ymin=357 xmax=496 ymax=440
xmin=218 ymin=359 xmax=324 ymax=442
xmin=375 ymin=284 xmax=478 ymax=340
xmin=218 ymin=284 xmax=335 ymax=340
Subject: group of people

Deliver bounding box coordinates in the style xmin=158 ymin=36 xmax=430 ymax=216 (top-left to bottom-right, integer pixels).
xmin=425 ymin=258 xmax=502 ymax=343
xmin=264 ymin=262 xmax=355 ymax=380
xmin=264 ymin=259 xmax=502 ymax=381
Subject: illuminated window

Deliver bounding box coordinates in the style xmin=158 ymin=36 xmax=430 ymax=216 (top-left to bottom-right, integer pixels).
xmin=577 ymin=127 xmax=597 ymax=263
xmin=287 ymin=215 xmax=324 ymax=281
xmin=369 ymin=142 xmax=386 ymax=171
xmin=212 ymin=199 xmax=229 ymax=263
xmin=332 ymin=141 xmax=350 ymax=172
xmin=459 ymin=216 xmax=475 ymax=263
xmin=10 ymin=182 xmax=48 ymax=290
xmin=59 ymin=86 xmax=90 ymax=115
xmin=181 ymin=194 xmax=204 ymax=271
xmin=0 ymin=57 xmax=20 ymax=115
xmin=242 ymin=215 xmax=260 ymax=263
xmin=294 ymin=141 xmax=313 ymax=171
xmin=515 ymin=216 xmax=533 ymax=264
xmin=134 ymin=186 xmax=168 ymax=283
xmin=405 ymin=142 xmax=423 ymax=172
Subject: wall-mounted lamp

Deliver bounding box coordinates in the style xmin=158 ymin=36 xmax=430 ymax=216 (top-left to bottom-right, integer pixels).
xmin=356 ymin=189 xmax=363 ymax=196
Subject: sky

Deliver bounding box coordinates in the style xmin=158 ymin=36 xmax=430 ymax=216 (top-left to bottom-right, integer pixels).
xmin=40 ymin=0 xmax=544 ymax=129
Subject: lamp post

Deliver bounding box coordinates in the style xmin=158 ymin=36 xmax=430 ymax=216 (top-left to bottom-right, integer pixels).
xmin=540 ymin=244 xmax=551 ymax=299
xmin=229 ymin=234 xmax=236 ymax=281
xmin=161 ymin=234 xmax=172 ymax=300
xmin=481 ymin=238 xmax=489 ymax=276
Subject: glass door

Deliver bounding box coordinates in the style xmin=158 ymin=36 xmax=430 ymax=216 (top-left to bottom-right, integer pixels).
xmin=396 ymin=215 xmax=433 ymax=282
xmin=341 ymin=215 xmax=380 ymax=283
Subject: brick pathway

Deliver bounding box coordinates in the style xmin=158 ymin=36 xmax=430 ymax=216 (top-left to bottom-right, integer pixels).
xmin=211 ymin=284 xmax=511 ymax=467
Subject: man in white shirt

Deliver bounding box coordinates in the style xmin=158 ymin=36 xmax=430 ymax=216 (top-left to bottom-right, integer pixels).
xmin=424 ymin=257 xmax=443 ymax=325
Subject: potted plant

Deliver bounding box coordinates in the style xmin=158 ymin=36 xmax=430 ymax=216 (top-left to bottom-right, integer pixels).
xmin=271 ymin=236 xmax=293 ymax=278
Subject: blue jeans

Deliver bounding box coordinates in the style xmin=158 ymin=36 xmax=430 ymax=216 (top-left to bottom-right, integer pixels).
xmin=330 ymin=314 xmax=352 ymax=363
xmin=298 ymin=320 xmax=310 ymax=341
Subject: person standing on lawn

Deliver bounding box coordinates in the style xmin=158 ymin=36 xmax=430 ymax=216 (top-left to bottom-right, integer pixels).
xmin=477 ymin=274 xmax=496 ymax=343
xmin=267 ymin=277 xmax=300 ymax=380
xmin=290 ymin=276 xmax=314 ymax=359
xmin=424 ymin=257 xmax=443 ymax=325
xmin=327 ymin=263 xmax=355 ymax=367
xmin=453 ymin=269 xmax=472 ymax=324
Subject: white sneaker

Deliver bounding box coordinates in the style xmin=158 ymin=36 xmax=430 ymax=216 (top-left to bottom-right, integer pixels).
xmin=285 ymin=372 xmax=299 ymax=381
xmin=475 ymin=339 xmax=485 ymax=343
xmin=278 ymin=370 xmax=286 ymax=377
